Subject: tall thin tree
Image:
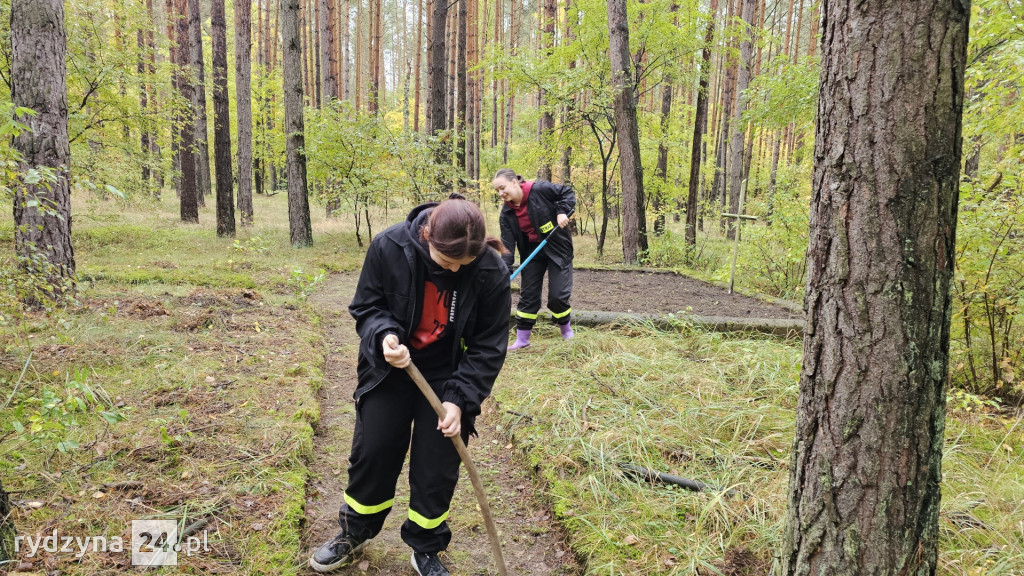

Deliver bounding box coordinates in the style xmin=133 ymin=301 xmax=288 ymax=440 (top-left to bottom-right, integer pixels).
xmin=11 ymin=0 xmax=75 ymax=300
xmin=685 ymin=0 xmax=719 ymax=246
xmin=211 ymin=0 xmax=235 ymax=236
xmin=725 ymin=0 xmax=756 ymax=239
xmin=188 ymin=0 xmax=212 ymax=206
xmin=236 ymin=0 xmax=254 ymax=225
xmin=320 ymin=0 xmax=338 ymax=101
xmin=607 ymin=0 xmax=647 ymax=264
xmin=176 ymin=0 xmax=200 ymax=221
xmin=282 ymin=0 xmax=313 ymax=246
xmin=784 ymin=1 xmax=970 ymax=574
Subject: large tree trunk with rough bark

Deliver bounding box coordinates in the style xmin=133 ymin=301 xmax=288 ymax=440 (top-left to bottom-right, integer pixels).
xmin=606 ymin=0 xmax=647 ymax=265
xmin=188 ymin=0 xmax=212 ymax=206
xmin=211 ymin=0 xmax=235 ymax=236
xmin=11 ymin=0 xmax=75 ymax=302
xmin=236 ymin=0 xmax=254 ymax=225
xmin=784 ymin=1 xmax=970 ymax=574
xmin=282 ymin=0 xmax=313 ymax=246
xmin=685 ymin=0 xmax=717 ymax=246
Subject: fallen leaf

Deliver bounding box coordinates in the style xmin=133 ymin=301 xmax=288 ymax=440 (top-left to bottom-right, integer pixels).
xmin=26 ymin=501 xmax=44 ymax=509
xmin=206 ymin=376 xmax=216 ymax=383
xmin=358 ymin=560 xmax=370 ymax=571
xmin=622 ymin=535 xmax=639 ymax=546
xmin=92 ymin=491 xmax=106 ymax=499
xmin=251 ymin=523 xmax=264 ymax=531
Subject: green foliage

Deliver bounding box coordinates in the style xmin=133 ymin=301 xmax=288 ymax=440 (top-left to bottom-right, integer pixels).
xmin=305 ymin=101 xmax=462 ymax=236
xmin=4 ymin=369 xmax=126 ymax=457
xmin=744 ymin=54 xmax=819 ymax=132
xmin=950 ymin=184 xmax=1024 ymax=400
xmin=287 ymin=267 xmax=326 ymax=299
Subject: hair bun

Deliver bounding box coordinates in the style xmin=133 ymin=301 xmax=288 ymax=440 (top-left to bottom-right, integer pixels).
xmin=448 ymin=192 xmax=467 ymax=201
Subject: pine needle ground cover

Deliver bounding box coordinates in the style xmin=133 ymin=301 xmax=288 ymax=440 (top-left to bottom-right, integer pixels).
xmin=495 ymin=324 xmax=1024 ymax=575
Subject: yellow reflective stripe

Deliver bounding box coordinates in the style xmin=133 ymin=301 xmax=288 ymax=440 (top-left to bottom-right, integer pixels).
xmin=344 ymin=492 xmax=394 ymax=515
xmin=539 ymin=221 xmax=555 ymax=234
xmin=550 ymin=308 xmax=572 ymax=319
xmin=408 ymin=508 xmax=449 ymax=529
xmin=516 ymin=310 xmax=538 ymax=320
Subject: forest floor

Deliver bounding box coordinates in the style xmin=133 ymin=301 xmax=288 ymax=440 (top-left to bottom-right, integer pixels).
xmin=1 ymin=194 xmax=1021 ymax=576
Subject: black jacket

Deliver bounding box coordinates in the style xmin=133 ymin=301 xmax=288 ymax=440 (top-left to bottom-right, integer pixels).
xmin=348 ymin=203 xmax=512 ymax=418
xmin=499 ymin=180 xmax=576 ymax=270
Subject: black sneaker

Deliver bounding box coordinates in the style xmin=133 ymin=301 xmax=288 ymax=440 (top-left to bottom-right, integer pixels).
xmin=308 ymin=532 xmax=366 ymax=573
xmin=411 ymin=551 xmax=450 ymax=576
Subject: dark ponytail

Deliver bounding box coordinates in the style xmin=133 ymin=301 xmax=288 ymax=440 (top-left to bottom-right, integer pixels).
xmin=423 ymin=197 xmax=508 ymax=258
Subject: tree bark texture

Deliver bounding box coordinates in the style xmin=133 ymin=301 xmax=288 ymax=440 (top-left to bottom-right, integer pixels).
xmin=282 ymin=0 xmax=314 ymax=246
xmin=686 ymin=0 xmax=717 ymax=246
xmin=11 ymin=0 xmax=75 ymax=299
xmin=456 ymin=0 xmax=467 ymax=171
xmin=211 ymin=0 xmax=235 ymax=236
xmin=536 ymin=0 xmax=556 ymax=181
xmin=320 ymin=0 xmax=338 ymax=101
xmin=784 ymin=2 xmax=970 ymax=574
xmin=606 ymin=0 xmax=647 ymax=265
xmin=725 ymin=0 xmax=756 ymax=239
xmin=175 ymin=0 xmax=200 ymax=221
xmin=427 ymin=0 xmax=448 ymax=136
xmin=236 ymin=0 xmax=254 ymax=225
xmin=188 ymin=0 xmax=212 ymax=205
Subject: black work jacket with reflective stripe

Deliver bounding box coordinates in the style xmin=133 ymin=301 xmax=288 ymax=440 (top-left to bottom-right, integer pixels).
xmin=499 ymin=180 xmax=576 ymax=271
xmin=348 ymin=203 xmax=512 ymax=418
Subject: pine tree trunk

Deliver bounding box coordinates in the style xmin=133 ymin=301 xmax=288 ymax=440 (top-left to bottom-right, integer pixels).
xmin=355 ymin=0 xmax=363 ymax=109
xmin=427 ymin=0 xmax=448 ymax=135
xmin=502 ymin=0 xmax=515 ymax=164
xmin=368 ymin=0 xmax=381 ymax=113
xmin=236 ymin=0 xmax=254 ymax=225
xmin=414 ymin=0 xmax=423 ymax=131
xmin=784 ymin=2 xmax=970 ymax=574
xmin=456 ymin=0 xmax=467 ymax=171
xmin=320 ymin=0 xmax=338 ymax=101
xmin=211 ymin=0 xmax=235 ymax=236
xmin=685 ymin=0 xmax=716 ymax=246
xmin=175 ymin=0 xmax=200 ymax=221
xmin=188 ymin=0 xmax=212 ymax=206
xmin=713 ymin=0 xmax=738 ymax=232
xmin=313 ymin=0 xmax=322 ymax=106
xmin=138 ymin=25 xmax=152 ymax=191
xmin=607 ymin=0 xmax=646 ymax=265
xmin=11 ymin=0 xmax=75 ymax=301
xmin=342 ymin=0 xmax=351 ymax=99
xmin=725 ymin=0 xmax=755 ymax=240
xmin=282 ymin=0 xmax=313 ymax=246
xmin=537 ymin=0 xmax=556 ymax=181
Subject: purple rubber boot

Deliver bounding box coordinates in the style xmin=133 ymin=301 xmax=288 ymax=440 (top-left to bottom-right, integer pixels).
xmin=509 ymin=329 xmax=531 ymax=350
xmin=560 ymin=322 xmax=574 ymax=341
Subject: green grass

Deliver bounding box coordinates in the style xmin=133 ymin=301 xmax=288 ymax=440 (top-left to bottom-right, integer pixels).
xmin=493 ymin=323 xmax=1024 ymax=575
xmin=0 ymin=192 xmax=363 ymax=574
xmin=3 ymin=192 xmax=1021 ymax=575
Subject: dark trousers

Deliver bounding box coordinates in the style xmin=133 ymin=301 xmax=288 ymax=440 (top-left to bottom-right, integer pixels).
xmin=338 ymin=373 xmax=468 ymax=553
xmin=516 ymin=249 xmax=572 ymax=329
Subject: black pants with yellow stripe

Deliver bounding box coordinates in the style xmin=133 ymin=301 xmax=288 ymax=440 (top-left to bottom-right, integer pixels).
xmin=515 ymin=248 xmax=572 ymax=330
xmin=338 ymin=372 xmax=468 ymax=553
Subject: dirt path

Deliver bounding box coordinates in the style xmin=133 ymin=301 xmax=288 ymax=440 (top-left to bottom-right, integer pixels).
xmin=304 ymin=273 xmax=578 ymax=575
